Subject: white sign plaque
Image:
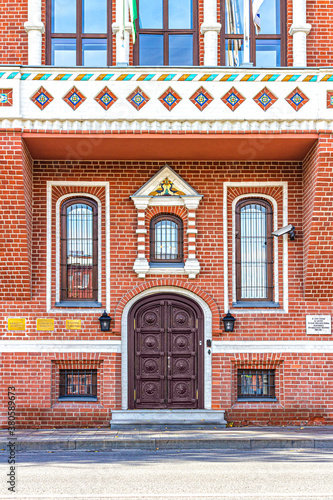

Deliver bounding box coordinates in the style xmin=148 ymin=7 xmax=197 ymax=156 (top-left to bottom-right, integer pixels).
xmin=306 ymin=315 xmax=331 ymax=335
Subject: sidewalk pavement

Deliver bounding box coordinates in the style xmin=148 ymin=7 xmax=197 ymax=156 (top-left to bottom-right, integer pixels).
xmin=1 ymin=426 xmax=333 ymax=452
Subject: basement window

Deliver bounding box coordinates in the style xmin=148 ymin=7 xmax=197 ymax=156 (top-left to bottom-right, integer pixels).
xmin=59 ymin=369 xmax=97 ymax=401
xmin=237 ymin=369 xmax=276 ymax=401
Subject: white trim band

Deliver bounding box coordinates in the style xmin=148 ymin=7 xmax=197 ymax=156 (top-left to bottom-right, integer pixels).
xmin=0 ymin=340 xmax=121 ymax=353
xmin=212 ymin=341 xmax=333 ymax=353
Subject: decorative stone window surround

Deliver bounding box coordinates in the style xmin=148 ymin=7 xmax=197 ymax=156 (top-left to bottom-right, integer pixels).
xmin=223 ymin=182 xmax=289 ymax=314
xmin=130 ymin=165 xmax=203 ymax=279
xmin=46 ymin=181 xmax=110 ymax=313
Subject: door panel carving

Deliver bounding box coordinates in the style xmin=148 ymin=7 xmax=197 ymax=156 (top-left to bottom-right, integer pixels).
xmin=128 ymin=294 xmax=204 ymax=409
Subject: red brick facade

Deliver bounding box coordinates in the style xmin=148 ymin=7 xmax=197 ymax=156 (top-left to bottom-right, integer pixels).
xmin=0 ymin=0 xmax=333 ymax=429
xmin=1 ymin=151 xmax=333 ymax=427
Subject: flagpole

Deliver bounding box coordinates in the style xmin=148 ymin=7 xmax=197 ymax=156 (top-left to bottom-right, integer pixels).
xmin=116 ymin=0 xmax=128 ymax=66
xmin=242 ymin=0 xmax=251 ymax=65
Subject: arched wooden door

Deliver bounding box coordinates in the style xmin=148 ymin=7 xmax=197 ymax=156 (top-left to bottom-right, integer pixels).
xmin=128 ymin=294 xmax=204 ymax=409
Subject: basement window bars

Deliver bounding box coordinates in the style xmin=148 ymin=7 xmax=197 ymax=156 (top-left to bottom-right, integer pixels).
xmin=150 ymin=214 xmax=183 ymax=263
xmin=235 ymin=199 xmax=274 ymax=302
xmin=59 ymin=369 xmax=97 ymax=400
xmin=237 ymin=369 xmax=276 ymax=400
xmin=60 ymin=198 xmax=98 ymax=302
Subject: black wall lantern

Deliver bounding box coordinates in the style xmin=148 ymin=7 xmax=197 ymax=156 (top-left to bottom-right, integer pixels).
xmin=99 ymin=311 xmax=112 ymax=331
xmin=222 ymin=311 xmax=236 ymax=332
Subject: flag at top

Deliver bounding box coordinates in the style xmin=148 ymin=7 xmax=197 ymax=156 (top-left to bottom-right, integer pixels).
xmin=252 ymin=0 xmax=264 ymax=33
xmin=129 ymin=0 xmax=138 ymax=43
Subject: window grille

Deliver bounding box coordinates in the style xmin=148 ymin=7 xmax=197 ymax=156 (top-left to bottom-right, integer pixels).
xmin=59 ymin=369 xmax=97 ymax=399
xmin=150 ymin=215 xmax=183 ymax=263
xmin=237 ymin=369 xmax=276 ymax=400
xmin=236 ymin=199 xmax=273 ymax=302
xmin=60 ymin=198 xmax=98 ymax=301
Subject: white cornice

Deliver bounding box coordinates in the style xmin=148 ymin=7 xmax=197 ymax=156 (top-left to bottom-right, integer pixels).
xmin=3 ymin=118 xmax=333 ymax=132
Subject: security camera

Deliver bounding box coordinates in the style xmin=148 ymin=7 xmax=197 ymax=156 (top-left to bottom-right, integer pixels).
xmin=272 ymin=224 xmax=295 ymax=240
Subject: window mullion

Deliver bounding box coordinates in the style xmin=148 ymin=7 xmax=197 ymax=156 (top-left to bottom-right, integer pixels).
xmin=164 ymin=0 xmax=168 ymax=64
xmin=77 ymin=0 xmax=82 ymax=65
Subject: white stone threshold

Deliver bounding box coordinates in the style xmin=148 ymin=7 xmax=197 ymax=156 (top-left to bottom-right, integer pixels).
xmin=110 ymin=410 xmax=227 ymax=428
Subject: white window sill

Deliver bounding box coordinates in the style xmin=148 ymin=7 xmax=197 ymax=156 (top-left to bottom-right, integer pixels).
xmin=133 ymin=258 xmax=200 ymax=279
xmin=146 ymin=266 xmax=187 ymax=275
xmin=232 ymin=301 xmax=280 ymax=308
xmin=55 ymin=301 xmax=102 ymax=308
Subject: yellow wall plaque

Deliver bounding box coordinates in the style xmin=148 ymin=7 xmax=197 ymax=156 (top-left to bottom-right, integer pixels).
xmin=8 ymin=318 xmax=26 ymax=331
xmin=66 ymin=319 xmax=81 ymax=330
xmin=37 ymin=319 xmax=55 ymax=331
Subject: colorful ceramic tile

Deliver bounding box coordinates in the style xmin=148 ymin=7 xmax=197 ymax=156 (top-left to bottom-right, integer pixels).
xmin=0 ymin=89 xmax=13 ymax=106
xmin=189 ymin=86 xmax=213 ymax=111
xmin=285 ymin=87 xmax=309 ymax=111
xmin=149 ymin=178 xmax=185 ymax=196
xmin=63 ymin=86 xmax=86 ymax=110
xmin=30 ymin=86 xmax=53 ymax=110
xmin=327 ymin=91 xmax=333 ymax=108
xmin=253 ymin=87 xmax=277 ymax=111
xmin=159 ymin=87 xmax=182 ymax=111
xmin=127 ymin=87 xmax=150 ymax=110
xmin=221 ymin=87 xmax=245 ymax=111
xmin=94 ymin=87 xmax=117 ymax=110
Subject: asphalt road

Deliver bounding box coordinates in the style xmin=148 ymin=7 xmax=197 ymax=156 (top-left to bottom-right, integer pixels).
xmin=0 ymin=449 xmax=333 ymax=500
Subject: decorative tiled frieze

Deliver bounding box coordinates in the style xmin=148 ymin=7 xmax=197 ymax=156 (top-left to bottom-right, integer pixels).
xmin=127 ymin=86 xmax=150 ymax=110
xmin=253 ymin=87 xmax=277 ymax=111
xmin=285 ymin=87 xmax=309 ymax=111
xmin=190 ymin=86 xmax=213 ymax=111
xmin=0 ymin=89 xmax=12 ymax=106
xmin=221 ymin=87 xmax=245 ymax=111
xmin=3 ymin=67 xmax=333 ymax=131
xmin=30 ymin=86 xmax=53 ymax=110
xmin=0 ymin=70 xmax=326 ymax=83
xmin=63 ymin=86 xmax=86 ymax=110
xmin=159 ymin=87 xmax=182 ymax=111
xmin=94 ymin=87 xmax=118 ymax=110
xmin=327 ymin=91 xmax=333 ymax=108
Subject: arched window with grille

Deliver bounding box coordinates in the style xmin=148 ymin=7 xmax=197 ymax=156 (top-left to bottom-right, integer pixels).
xmin=60 ymin=197 xmax=98 ymax=302
xmin=150 ymin=214 xmax=183 ymax=263
xmin=235 ymin=198 xmax=273 ymax=302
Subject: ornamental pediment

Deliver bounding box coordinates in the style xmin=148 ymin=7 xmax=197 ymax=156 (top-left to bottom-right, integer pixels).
xmin=131 ymin=165 xmax=202 ymax=209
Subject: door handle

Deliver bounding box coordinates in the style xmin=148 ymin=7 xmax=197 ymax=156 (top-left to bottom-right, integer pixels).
xmin=167 ymin=356 xmax=171 ymax=370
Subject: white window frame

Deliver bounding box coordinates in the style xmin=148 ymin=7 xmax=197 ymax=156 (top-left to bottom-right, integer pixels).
xmin=223 ymin=181 xmax=289 ymax=314
xmin=46 ymin=181 xmax=110 ymax=313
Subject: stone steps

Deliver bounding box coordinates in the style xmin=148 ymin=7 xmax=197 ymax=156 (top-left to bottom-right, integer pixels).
xmin=110 ymin=410 xmax=227 ymax=429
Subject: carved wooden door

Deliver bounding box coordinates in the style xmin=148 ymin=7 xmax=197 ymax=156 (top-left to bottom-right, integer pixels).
xmin=128 ymin=294 xmax=204 ymax=409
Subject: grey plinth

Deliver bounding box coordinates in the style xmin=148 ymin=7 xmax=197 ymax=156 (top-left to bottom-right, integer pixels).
xmin=110 ymin=410 xmax=227 ymax=428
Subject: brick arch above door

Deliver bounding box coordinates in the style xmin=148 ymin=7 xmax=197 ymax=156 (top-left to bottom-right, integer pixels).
xmin=120 ymin=285 xmax=213 ymax=411
xmin=115 ymin=280 xmax=221 ymax=333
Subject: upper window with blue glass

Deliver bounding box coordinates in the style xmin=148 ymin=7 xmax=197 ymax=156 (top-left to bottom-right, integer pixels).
xmin=134 ymin=0 xmax=198 ymax=66
xmin=47 ymin=0 xmax=112 ymax=66
xmin=221 ymin=0 xmax=286 ymax=67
